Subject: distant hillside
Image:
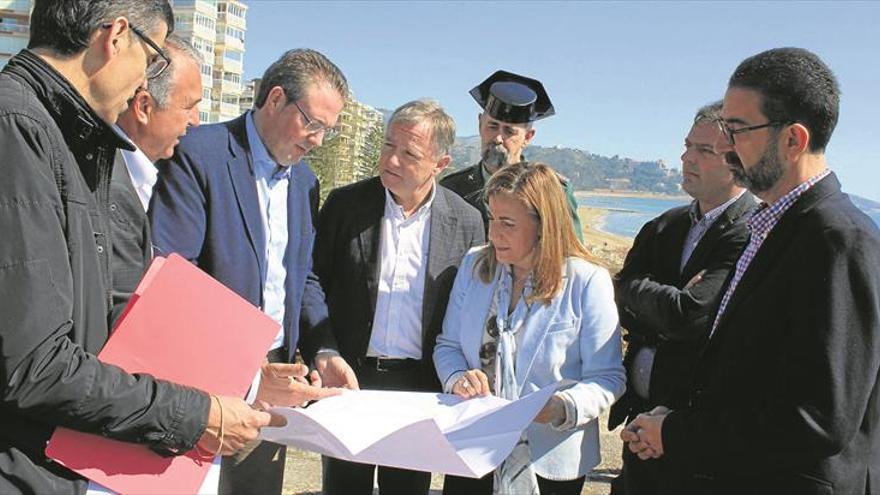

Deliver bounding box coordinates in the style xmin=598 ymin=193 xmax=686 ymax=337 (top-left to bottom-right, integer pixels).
xmin=447 ymin=136 xmax=683 ymax=195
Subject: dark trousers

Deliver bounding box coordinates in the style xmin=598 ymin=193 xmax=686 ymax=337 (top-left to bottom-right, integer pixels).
xmin=610 ymin=444 xmax=687 ymax=495
xmin=321 ymin=359 xmax=432 ymax=495
xmin=443 ymin=472 xmax=586 ymax=495
xmin=218 ymin=347 xmax=287 ymax=495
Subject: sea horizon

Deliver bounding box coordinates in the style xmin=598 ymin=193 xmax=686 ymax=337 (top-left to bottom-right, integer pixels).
xmin=580 ymin=193 xmax=880 ymax=240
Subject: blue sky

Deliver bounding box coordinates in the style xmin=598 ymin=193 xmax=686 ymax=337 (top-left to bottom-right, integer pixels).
xmin=243 ymin=1 xmax=880 ymax=201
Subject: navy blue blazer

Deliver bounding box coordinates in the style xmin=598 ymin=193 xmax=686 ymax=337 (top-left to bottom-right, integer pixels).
xmin=149 ymin=114 xmax=330 ymax=360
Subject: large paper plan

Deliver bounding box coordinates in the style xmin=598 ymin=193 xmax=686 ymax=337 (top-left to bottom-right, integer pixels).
xmin=261 ymin=385 xmax=556 ymax=478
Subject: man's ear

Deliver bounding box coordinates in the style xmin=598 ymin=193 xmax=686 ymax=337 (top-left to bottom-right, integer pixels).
xmin=523 ymin=127 xmax=536 ymax=146
xmin=434 ymin=155 xmax=452 ymax=175
xmin=132 ymin=90 xmax=154 ymax=125
xmin=266 ymin=86 xmax=287 ymax=113
xmin=784 ymin=122 xmax=811 ymax=161
xmin=97 ymin=17 xmax=130 ymax=58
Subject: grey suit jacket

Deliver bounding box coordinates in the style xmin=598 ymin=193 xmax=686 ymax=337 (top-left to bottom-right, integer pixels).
xmin=311 ymin=176 xmax=485 ymax=390
xmin=108 ymin=150 xmax=152 ymax=326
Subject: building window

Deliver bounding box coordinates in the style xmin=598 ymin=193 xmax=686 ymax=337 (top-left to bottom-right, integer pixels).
xmin=225 ymin=26 xmax=245 ymax=43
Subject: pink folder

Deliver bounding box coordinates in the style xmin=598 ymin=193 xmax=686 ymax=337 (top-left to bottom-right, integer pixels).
xmin=46 ymin=254 xmax=279 ymax=494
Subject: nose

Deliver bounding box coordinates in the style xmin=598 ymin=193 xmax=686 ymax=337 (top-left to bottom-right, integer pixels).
xmin=308 ymin=131 xmax=324 ymax=148
xmin=189 ymin=106 xmax=200 ymax=127
xmin=680 ymin=147 xmax=690 ymax=164
xmin=713 ymin=131 xmax=734 ymax=155
xmin=487 ymin=219 xmax=500 ymax=244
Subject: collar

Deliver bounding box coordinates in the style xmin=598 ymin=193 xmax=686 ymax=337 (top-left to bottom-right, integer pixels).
xmin=748 ymin=169 xmax=831 ymax=237
xmin=689 ymin=190 xmax=746 ymax=224
xmin=114 ymin=125 xmax=157 ymax=192
xmin=383 ymin=182 xmax=437 ymax=223
xmin=5 ymin=50 xmax=134 ymax=154
xmin=246 ymin=110 xmax=290 ymax=182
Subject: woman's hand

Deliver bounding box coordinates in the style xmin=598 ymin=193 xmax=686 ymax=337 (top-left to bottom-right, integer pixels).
xmin=533 ymin=394 xmax=566 ymax=425
xmin=452 ymin=369 xmax=491 ymax=399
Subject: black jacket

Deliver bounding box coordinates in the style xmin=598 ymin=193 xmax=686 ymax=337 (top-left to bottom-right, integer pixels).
xmin=311 ymin=177 xmax=484 ymax=390
xmin=663 ymin=173 xmax=880 ymax=494
xmin=0 ymin=50 xmax=208 ymax=494
xmin=609 ymin=192 xmax=755 ymax=429
xmin=440 ymin=162 xmax=585 ymax=242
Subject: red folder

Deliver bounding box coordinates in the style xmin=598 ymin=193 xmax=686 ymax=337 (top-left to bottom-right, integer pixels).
xmin=46 ymin=254 xmax=279 ymax=494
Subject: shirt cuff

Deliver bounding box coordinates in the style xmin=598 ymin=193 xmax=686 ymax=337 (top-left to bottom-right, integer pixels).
xmin=550 ymin=391 xmax=578 ymax=431
xmin=444 ymin=371 xmax=466 ymax=394
xmin=244 ymin=368 xmax=262 ymax=404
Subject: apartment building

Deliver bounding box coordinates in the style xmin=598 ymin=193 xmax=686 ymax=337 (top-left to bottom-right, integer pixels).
xmin=173 ymin=0 xmax=248 ymax=123
xmin=0 ymin=0 xmax=30 ymax=68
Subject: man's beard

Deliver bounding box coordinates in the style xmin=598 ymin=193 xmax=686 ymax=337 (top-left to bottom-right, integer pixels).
xmin=481 ymin=142 xmax=510 ymax=173
xmin=726 ymin=139 xmax=784 ymax=193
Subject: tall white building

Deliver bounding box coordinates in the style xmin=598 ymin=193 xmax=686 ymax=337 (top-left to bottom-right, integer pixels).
xmin=0 ymin=1 xmax=248 ymax=123
xmin=173 ymin=0 xmax=248 ymax=123
xmin=0 ymin=1 xmax=30 ymax=68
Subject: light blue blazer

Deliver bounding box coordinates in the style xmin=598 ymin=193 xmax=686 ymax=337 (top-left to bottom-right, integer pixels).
xmin=434 ymin=247 xmax=625 ymax=480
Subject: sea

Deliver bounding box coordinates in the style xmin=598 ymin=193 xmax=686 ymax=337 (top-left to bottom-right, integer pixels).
xmin=579 ymin=194 xmax=880 ymax=239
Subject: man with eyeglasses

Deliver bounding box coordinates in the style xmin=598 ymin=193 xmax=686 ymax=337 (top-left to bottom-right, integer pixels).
xmin=608 ymin=101 xmax=754 ymax=495
xmin=150 ymin=48 xmax=359 ymax=495
xmin=623 ymin=48 xmax=880 ymax=494
xmin=0 ymin=1 xmax=273 ymax=494
xmin=441 ymin=70 xmax=584 ymax=242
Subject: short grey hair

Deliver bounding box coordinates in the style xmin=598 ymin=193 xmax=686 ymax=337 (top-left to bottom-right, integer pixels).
xmin=388 ymin=99 xmax=455 ymax=157
xmin=254 ymin=48 xmax=348 ymax=108
xmin=694 ymin=100 xmax=723 ymax=125
xmin=146 ymin=34 xmax=202 ymax=108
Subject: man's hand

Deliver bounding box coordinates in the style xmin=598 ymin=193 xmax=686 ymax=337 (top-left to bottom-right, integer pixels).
xmin=314 ymin=352 xmax=359 ymax=390
xmin=451 ymin=369 xmax=491 ymax=398
xmin=621 ymin=406 xmax=670 ymax=460
xmin=684 ymin=269 xmax=707 ymax=289
xmin=533 ymin=394 xmax=566 ymax=425
xmin=255 ymin=362 xmax=343 ymax=408
xmin=197 ymin=396 xmax=271 ymax=456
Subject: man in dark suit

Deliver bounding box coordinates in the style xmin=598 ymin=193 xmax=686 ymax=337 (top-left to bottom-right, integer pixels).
xmin=313 ymin=99 xmax=485 ymax=495
xmin=440 ymin=70 xmax=583 ymax=241
xmin=150 ymin=49 xmax=355 ymax=495
xmin=109 ymin=34 xmax=202 ymax=325
xmin=608 ymin=101 xmax=754 ymax=495
xmin=624 ymin=48 xmax=880 ymax=494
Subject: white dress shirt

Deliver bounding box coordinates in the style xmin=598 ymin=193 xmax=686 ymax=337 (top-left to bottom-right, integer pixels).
xmin=115 ymin=126 xmax=158 ymax=211
xmin=367 ymin=186 xmax=435 ymax=359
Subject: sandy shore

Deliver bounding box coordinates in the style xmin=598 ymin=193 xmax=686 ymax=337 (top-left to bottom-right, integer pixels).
xmin=579 ymin=206 xmax=632 ymax=273
xmin=576 ymin=189 xmax=690 ymax=201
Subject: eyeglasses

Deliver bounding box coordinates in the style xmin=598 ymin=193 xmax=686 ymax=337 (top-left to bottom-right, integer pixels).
xmin=292 ymin=99 xmax=339 ymax=140
xmin=101 ymin=23 xmax=171 ymax=80
xmin=716 ymin=119 xmax=792 ymax=146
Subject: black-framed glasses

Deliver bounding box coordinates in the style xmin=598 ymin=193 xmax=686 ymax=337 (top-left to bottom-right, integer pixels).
xmin=101 ymin=23 xmax=170 ymax=80
xmin=292 ymin=100 xmax=339 ymax=140
xmin=716 ymin=119 xmax=792 ymax=146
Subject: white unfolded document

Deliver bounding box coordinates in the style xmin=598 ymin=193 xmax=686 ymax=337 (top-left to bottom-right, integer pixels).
xmin=260 ymin=384 xmax=556 ymax=478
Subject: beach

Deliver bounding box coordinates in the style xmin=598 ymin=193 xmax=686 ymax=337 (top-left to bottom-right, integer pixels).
xmin=579 ymin=206 xmax=633 ymax=273
xmin=576 ymin=189 xmax=690 ymax=201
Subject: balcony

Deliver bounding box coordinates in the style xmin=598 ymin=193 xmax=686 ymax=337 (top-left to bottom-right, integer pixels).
xmin=218 ymin=12 xmax=246 ymax=29
xmin=213 ymin=78 xmax=241 ymax=94
xmin=218 ymin=33 xmax=244 ymax=51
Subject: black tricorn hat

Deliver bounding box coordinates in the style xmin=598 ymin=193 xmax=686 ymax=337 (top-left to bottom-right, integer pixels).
xmin=470 ymin=70 xmax=555 ymax=123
